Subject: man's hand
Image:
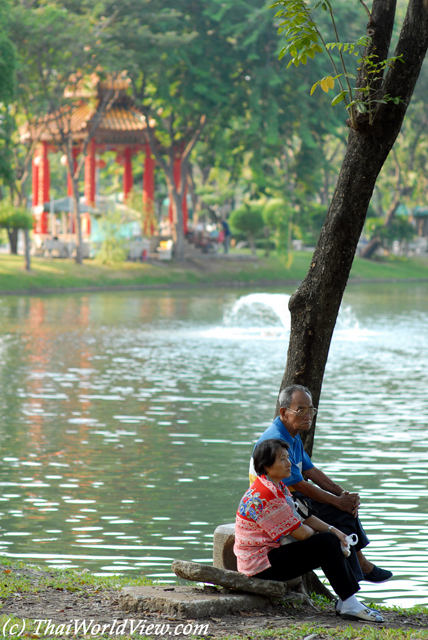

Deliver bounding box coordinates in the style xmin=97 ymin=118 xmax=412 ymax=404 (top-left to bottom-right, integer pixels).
xmin=336 ymin=491 xmax=360 ymax=517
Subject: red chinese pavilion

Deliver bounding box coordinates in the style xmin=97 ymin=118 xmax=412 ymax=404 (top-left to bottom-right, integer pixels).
xmin=20 ymin=74 xmax=187 ymax=239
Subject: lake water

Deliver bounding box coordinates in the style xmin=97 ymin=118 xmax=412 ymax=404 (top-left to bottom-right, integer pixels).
xmin=0 ymin=283 xmax=427 ymax=607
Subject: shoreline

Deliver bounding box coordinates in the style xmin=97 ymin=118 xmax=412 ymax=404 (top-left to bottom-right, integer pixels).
xmin=1 ymin=276 xmax=428 ymax=297
xmin=0 ymin=559 xmax=427 ymax=636
xmin=1 ymin=251 xmax=428 ymax=297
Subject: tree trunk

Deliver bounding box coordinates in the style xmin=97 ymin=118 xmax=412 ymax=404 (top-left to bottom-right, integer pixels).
xmin=187 ymin=163 xmax=201 ymax=225
xmin=75 ymin=202 xmax=83 ymax=264
xmin=359 ymin=236 xmax=382 ymax=259
xmin=173 ymin=192 xmax=185 ymax=260
xmin=248 ymin=233 xmax=256 ymax=256
xmin=361 ymin=182 xmax=402 ymax=259
xmin=7 ymin=228 xmax=18 ymax=254
xmin=71 ymin=178 xmax=82 ymax=265
xmin=276 ymin=0 xmax=428 ymax=457
xmin=24 ymin=228 xmax=31 ymax=271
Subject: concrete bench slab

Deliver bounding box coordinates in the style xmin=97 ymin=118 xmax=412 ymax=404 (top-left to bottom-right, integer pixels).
xmin=119 ymin=585 xmax=268 ymax=618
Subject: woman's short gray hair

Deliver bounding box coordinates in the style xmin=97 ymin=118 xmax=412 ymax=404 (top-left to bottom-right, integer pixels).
xmin=278 ymin=384 xmax=312 ymax=408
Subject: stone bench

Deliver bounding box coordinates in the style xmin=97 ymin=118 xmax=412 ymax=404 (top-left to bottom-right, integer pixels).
xmin=213 ymin=523 xmax=237 ymax=571
xmin=121 ymin=524 xmax=319 ymax=618
xmin=211 ymin=522 xmax=333 ymax=603
xmin=170 ymin=522 xmax=304 ymax=600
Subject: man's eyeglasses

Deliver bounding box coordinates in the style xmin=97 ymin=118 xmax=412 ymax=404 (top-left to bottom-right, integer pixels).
xmin=287 ymin=407 xmax=318 ymax=418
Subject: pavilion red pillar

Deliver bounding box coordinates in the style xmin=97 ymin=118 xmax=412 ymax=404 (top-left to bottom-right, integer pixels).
xmin=123 ymin=147 xmax=133 ymax=203
xmin=32 ymin=154 xmax=40 ymax=233
xmin=32 ymin=155 xmax=39 ymax=208
xmin=83 ymin=140 xmax=96 ymax=237
xmin=182 ymin=169 xmax=188 ymax=235
xmin=37 ymin=142 xmax=50 ymax=234
xmin=84 ymin=139 xmax=96 ymax=207
xmin=168 ymin=157 xmax=188 ymax=234
xmin=143 ymin=144 xmax=155 ymax=235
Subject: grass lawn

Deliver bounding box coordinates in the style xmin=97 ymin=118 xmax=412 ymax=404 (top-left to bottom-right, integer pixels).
xmin=0 ymin=250 xmax=427 ymax=294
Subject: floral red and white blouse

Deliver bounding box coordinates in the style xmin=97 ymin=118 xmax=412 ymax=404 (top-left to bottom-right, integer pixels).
xmin=234 ymin=474 xmax=302 ymax=576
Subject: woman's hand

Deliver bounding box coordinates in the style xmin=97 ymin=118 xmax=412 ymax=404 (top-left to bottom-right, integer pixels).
xmin=328 ymin=527 xmax=353 ymax=556
xmin=330 ymin=527 xmax=348 ymax=545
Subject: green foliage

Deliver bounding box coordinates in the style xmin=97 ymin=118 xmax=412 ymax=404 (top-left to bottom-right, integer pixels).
xmin=0 ymin=0 xmax=15 ymax=105
xmin=365 ymin=215 xmax=415 ymax=246
xmin=272 ymin=0 xmax=404 ymax=127
xmin=0 ymin=202 xmax=33 ymax=230
xmin=230 ymin=202 xmax=264 ymax=236
xmin=94 ymin=212 xmax=129 ymax=265
xmin=230 ymin=202 xmax=264 ymax=254
xmin=297 ymin=201 xmax=327 ymax=244
xmin=263 ymin=198 xmax=292 ymax=253
xmin=0 ymin=106 xmax=14 ymax=186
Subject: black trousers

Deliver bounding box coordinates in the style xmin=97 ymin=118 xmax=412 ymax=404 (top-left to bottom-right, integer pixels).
xmin=255 ymin=532 xmax=360 ymax=601
xmin=309 ymin=499 xmax=369 ymax=582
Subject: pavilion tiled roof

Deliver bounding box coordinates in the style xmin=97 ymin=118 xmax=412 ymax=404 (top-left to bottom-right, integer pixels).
xmin=20 ymin=88 xmax=149 ymax=147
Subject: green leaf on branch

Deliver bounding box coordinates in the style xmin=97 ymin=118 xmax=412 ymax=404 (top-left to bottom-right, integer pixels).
xmin=331 ymin=90 xmax=347 ymax=106
xmin=355 ymin=102 xmax=367 ymax=113
xmin=310 ymin=80 xmax=319 ymax=95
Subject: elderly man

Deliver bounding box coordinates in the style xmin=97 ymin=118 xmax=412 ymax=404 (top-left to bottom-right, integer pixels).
xmin=249 ymin=384 xmax=392 ymax=583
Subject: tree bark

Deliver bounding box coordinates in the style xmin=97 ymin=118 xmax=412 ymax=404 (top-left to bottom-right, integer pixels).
xmin=73 ymin=187 xmax=83 ymax=264
xmin=171 ymin=187 xmax=185 ymax=260
xmin=7 ymin=228 xmax=18 ymax=254
xmin=24 ymin=228 xmax=31 ymax=271
xmin=248 ymin=233 xmax=256 ymax=256
xmin=276 ymin=0 xmax=428 ymax=457
xmin=359 ymin=236 xmax=382 ymax=259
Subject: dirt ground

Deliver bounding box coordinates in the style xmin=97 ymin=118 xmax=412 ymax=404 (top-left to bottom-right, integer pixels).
xmin=1 ymin=568 xmax=428 ymax=638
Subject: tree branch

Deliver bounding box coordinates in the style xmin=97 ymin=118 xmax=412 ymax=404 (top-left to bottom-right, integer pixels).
xmin=358 ymin=0 xmax=372 ymax=21
xmin=139 ymin=105 xmax=172 ymax=180
xmin=74 ymin=83 xmax=118 ymax=179
xmin=180 ymin=115 xmax=207 ymax=198
xmin=383 ymin=0 xmax=428 ymax=103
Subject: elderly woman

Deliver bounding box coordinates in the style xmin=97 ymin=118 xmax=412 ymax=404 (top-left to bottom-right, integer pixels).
xmin=234 ymin=439 xmax=384 ymax=623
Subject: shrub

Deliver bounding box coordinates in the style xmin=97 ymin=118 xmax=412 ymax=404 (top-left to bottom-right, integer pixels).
xmin=0 ymin=203 xmax=33 ymax=230
xmin=263 ymin=199 xmax=292 ymax=254
xmin=229 ymin=203 xmax=264 ymax=255
xmin=94 ymin=211 xmax=128 ymax=265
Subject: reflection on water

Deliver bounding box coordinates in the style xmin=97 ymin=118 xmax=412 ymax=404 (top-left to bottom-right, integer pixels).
xmin=0 ymin=284 xmax=428 ymax=607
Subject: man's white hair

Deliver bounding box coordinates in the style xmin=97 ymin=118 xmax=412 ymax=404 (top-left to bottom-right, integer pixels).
xmin=278 ymin=384 xmax=312 ymax=408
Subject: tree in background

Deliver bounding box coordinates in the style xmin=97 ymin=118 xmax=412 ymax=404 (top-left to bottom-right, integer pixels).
xmin=361 ymin=59 xmax=428 ymax=257
xmin=0 ymin=202 xmax=33 ymax=268
xmin=9 ymin=1 xmax=122 ymax=264
xmin=101 ymin=0 xmax=243 ymax=260
xmin=262 ymin=198 xmax=292 ymax=255
xmin=229 ymin=202 xmax=264 ymax=255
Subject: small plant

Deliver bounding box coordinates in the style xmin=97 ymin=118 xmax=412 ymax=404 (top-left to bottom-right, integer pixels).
xmin=271 ymin=0 xmax=404 ymax=128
